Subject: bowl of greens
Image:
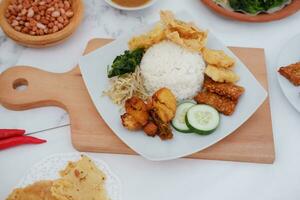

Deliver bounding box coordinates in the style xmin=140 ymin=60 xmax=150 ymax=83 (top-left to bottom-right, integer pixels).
xmin=201 ymin=0 xmax=300 ymax=22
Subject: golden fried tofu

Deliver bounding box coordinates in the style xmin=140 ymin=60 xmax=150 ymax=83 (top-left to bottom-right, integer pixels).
xmin=128 ymin=23 xmax=165 ymax=50
xmin=152 ymin=88 xmax=177 ymax=123
xmin=203 ymin=76 xmax=245 ymax=100
xmin=125 ymin=96 xmax=149 ymax=126
xmin=278 ymin=62 xmax=300 ymax=86
xmin=205 ymin=65 xmax=239 ymax=83
xmin=194 ymin=91 xmax=237 ymax=116
xmin=143 ymin=121 xmax=158 ymax=137
xmin=7 ymin=181 xmax=57 ymax=200
xmin=202 ymin=48 xmax=235 ymax=68
xmin=121 ymin=113 xmax=142 ymax=131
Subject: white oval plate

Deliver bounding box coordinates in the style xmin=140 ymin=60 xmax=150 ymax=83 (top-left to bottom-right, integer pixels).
xmin=104 ymin=0 xmax=158 ymax=11
xmin=15 ymin=153 xmax=121 ymax=200
xmin=79 ymin=12 xmax=267 ymax=161
xmin=276 ymin=34 xmax=300 ymax=112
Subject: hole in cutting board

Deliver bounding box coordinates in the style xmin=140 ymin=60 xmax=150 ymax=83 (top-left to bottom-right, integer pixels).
xmin=13 ymin=78 xmax=28 ymax=92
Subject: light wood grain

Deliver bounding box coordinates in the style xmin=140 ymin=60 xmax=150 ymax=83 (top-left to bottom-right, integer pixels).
xmin=0 ymin=38 xmax=275 ymax=163
xmin=0 ymin=0 xmax=84 ymax=48
xmin=201 ymin=0 xmax=300 ymax=22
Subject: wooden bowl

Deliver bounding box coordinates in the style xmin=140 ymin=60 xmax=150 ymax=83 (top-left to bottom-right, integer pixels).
xmin=201 ymin=0 xmax=300 ymax=22
xmin=0 ymin=0 xmax=84 ymax=47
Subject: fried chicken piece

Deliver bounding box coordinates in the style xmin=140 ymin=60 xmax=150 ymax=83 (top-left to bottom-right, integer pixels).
xmin=152 ymin=88 xmax=177 ymax=123
xmin=205 ymin=65 xmax=239 ymax=83
xmin=194 ymin=91 xmax=237 ymax=116
xmin=150 ymin=110 xmax=173 ymax=140
xmin=202 ymin=48 xmax=235 ymax=68
xmin=143 ymin=121 xmax=158 ymax=137
xmin=203 ymin=77 xmax=245 ymax=100
xmin=278 ymin=62 xmax=300 ymax=86
xmin=7 ymin=181 xmax=57 ymax=200
xmin=121 ymin=113 xmax=142 ymax=131
xmin=125 ymin=97 xmax=149 ymax=126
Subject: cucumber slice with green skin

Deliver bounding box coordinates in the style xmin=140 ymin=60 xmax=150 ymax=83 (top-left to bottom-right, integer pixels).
xmin=186 ymin=104 xmax=220 ymax=135
xmin=172 ymin=102 xmax=195 ymax=133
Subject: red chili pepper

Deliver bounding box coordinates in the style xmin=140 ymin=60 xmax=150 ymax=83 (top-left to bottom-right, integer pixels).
xmin=0 ymin=129 xmax=25 ymax=139
xmin=0 ymin=136 xmax=46 ymax=150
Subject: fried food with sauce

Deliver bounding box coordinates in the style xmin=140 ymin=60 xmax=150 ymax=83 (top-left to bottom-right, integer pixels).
xmin=194 ymin=91 xmax=237 ymax=116
xmin=7 ymin=181 xmax=57 ymax=200
xmin=121 ymin=113 xmax=143 ymax=131
xmin=125 ymin=96 xmax=149 ymax=126
xmin=202 ymin=48 xmax=235 ymax=68
xmin=143 ymin=121 xmax=158 ymax=137
xmin=278 ymin=62 xmax=300 ymax=86
xmin=150 ymin=110 xmax=173 ymax=140
xmin=152 ymin=87 xmax=177 ymax=123
xmin=205 ymin=65 xmax=239 ymax=83
xmin=51 ymin=155 xmax=108 ymax=200
xmin=160 ymin=10 xmax=208 ymax=52
xmin=204 ymin=77 xmax=245 ymax=100
xmin=128 ymin=23 xmax=165 ymax=50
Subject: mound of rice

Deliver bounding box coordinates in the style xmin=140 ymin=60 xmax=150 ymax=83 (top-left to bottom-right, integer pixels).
xmin=140 ymin=40 xmax=205 ymax=100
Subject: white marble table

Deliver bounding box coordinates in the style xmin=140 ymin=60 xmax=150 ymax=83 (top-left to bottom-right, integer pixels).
xmin=1 ymin=0 xmax=300 ymax=199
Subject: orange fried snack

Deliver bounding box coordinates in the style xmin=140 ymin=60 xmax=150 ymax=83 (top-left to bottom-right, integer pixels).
xmin=203 ymin=77 xmax=245 ymax=101
xmin=278 ymin=62 xmax=300 ymax=86
xmin=7 ymin=181 xmax=57 ymax=200
xmin=194 ymin=91 xmax=237 ymax=116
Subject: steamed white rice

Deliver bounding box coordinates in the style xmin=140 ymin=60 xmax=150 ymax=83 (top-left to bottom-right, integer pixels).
xmin=140 ymin=40 xmax=205 ymax=100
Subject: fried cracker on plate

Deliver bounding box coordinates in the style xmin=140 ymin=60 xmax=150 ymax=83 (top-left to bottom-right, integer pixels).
xmin=7 ymin=181 xmax=56 ymax=200
xmin=278 ymin=62 xmax=300 ymax=86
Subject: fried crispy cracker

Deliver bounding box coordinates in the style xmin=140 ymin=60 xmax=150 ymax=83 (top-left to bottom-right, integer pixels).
xmin=7 ymin=181 xmax=57 ymax=200
xmin=278 ymin=62 xmax=300 ymax=86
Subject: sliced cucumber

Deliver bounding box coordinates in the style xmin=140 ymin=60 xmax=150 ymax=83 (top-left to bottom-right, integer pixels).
xmin=186 ymin=104 xmax=220 ymax=135
xmin=172 ymin=102 xmax=195 ymax=133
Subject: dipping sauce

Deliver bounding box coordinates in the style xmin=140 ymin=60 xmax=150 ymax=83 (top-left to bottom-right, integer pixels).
xmin=111 ymin=0 xmax=150 ymax=7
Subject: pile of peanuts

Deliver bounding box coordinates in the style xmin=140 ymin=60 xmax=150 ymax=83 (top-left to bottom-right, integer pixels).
xmin=5 ymin=0 xmax=74 ymax=36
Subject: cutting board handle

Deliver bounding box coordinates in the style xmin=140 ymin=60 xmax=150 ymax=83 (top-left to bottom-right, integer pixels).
xmin=0 ymin=66 xmax=71 ymax=110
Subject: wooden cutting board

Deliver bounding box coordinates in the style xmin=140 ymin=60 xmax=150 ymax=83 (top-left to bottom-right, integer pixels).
xmin=0 ymin=38 xmax=275 ymax=163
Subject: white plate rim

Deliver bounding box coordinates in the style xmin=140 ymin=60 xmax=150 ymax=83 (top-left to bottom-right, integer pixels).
xmin=104 ymin=0 xmax=158 ymax=11
xmin=276 ymin=33 xmax=300 ymax=112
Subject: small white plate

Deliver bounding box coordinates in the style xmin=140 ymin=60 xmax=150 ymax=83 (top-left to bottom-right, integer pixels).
xmin=14 ymin=153 xmax=121 ymax=200
xmin=79 ymin=12 xmax=267 ymax=161
xmin=104 ymin=0 xmax=158 ymax=11
xmin=276 ymin=34 xmax=300 ymax=112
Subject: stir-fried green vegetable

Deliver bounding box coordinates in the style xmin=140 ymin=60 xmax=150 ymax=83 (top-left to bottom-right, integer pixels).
xmin=228 ymin=0 xmax=289 ymax=14
xmin=107 ymin=48 xmax=145 ymax=78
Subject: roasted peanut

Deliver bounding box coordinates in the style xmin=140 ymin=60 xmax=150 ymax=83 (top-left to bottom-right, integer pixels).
xmin=5 ymin=0 xmax=74 ymax=36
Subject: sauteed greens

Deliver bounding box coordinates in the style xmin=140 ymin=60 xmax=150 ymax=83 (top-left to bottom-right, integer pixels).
xmin=108 ymin=48 xmax=145 ymax=78
xmin=228 ymin=0 xmax=290 ymax=14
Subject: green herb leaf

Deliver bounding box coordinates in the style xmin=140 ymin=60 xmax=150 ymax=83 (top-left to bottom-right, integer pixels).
xmin=228 ymin=0 xmax=289 ymax=14
xmin=107 ymin=48 xmax=145 ymax=78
